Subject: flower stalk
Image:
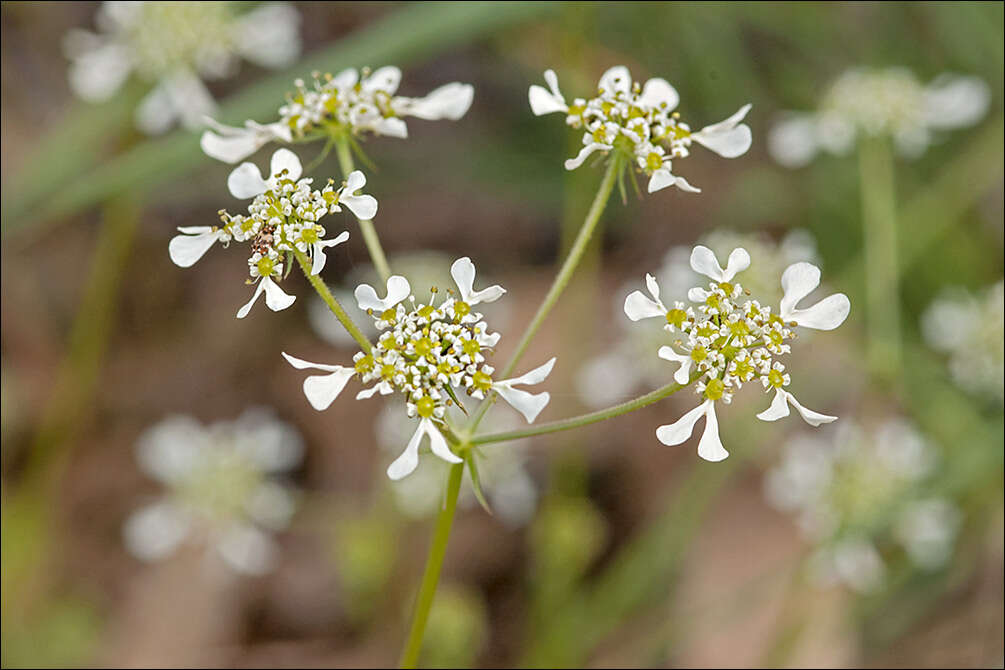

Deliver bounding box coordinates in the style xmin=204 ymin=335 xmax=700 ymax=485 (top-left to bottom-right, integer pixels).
xmin=293 ymin=248 xmax=372 ymax=353
xmin=859 ymin=136 xmax=901 ymax=379
xmin=399 ymin=461 xmax=465 ymax=669
xmin=334 ymin=136 xmax=392 ymax=283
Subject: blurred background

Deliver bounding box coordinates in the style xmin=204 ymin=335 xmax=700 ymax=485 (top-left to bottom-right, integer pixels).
xmin=2 ymin=2 xmax=1002 ymax=667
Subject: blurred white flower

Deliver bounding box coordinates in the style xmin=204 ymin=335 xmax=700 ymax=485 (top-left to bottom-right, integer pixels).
xmin=530 ymin=66 xmax=752 ymax=192
xmin=202 ymin=66 xmax=474 ymax=163
xmin=65 ymin=2 xmax=301 ymax=134
xmin=894 ymin=498 xmax=962 ymax=571
xmin=766 ymin=417 xmax=961 ymax=590
xmin=769 ymin=67 xmax=990 ymax=166
xmin=921 ymin=280 xmax=1004 ymax=405
xmin=124 ymin=408 xmax=303 ymax=576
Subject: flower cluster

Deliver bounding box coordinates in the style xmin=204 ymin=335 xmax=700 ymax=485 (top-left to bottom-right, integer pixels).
xmin=769 ymin=67 xmax=990 ymax=166
xmin=577 ymin=230 xmax=819 ymax=408
xmin=124 ymin=409 xmax=303 ymax=576
xmin=765 ymin=420 xmax=961 ymax=593
xmin=284 ymin=257 xmax=556 ymax=480
xmin=169 ymin=148 xmax=376 ymax=318
xmin=529 ymin=66 xmax=752 ymax=192
xmin=625 ymin=245 xmax=850 ymax=461
xmin=201 ymin=66 xmax=475 ymax=164
xmin=921 ymin=280 xmax=1004 ymax=405
xmin=65 ymin=2 xmax=300 ymax=134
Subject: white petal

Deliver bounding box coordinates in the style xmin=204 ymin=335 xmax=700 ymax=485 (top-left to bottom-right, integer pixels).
xmin=397 ymin=82 xmax=474 ymax=120
xmin=200 ymin=127 xmax=265 ymax=164
xmin=779 ymin=262 xmax=850 ymax=330
xmin=354 ymin=275 xmax=411 ymax=312
xmin=693 ymin=123 xmax=752 ymax=158
xmin=270 ymin=147 xmax=302 ymax=182
xmin=136 ymin=416 xmax=207 ymax=484
xmin=656 ymin=400 xmax=709 ymax=446
xmin=785 ymin=390 xmax=837 ymax=427
xmin=689 ymin=245 xmax=727 ymax=281
xmin=341 ymin=194 xmax=378 ymax=221
xmin=373 ymin=116 xmax=409 ymax=138
xmin=310 ymin=231 xmax=350 ymax=275
xmin=228 ymin=162 xmax=268 ymax=199
xmin=262 ymin=276 xmax=296 ymax=312
xmin=696 ymin=103 xmax=752 ymax=135
xmin=134 ymin=82 xmax=180 ymax=136
xmin=529 ymin=72 xmax=567 ymax=115
xmin=768 ymin=115 xmax=820 ymax=168
xmin=345 ymin=169 xmax=366 ymax=192
xmin=236 ymin=280 xmax=267 ymax=319
xmin=672 ymin=175 xmax=702 ymax=193
xmin=331 ymin=67 xmax=358 ymax=90
xmin=756 ymin=387 xmax=791 ymax=422
xmin=387 ymin=421 xmax=424 ymax=481
xmin=645 ymin=273 xmax=661 ymax=302
xmin=647 ymin=168 xmax=677 ymax=193
xmin=688 ymin=287 xmax=710 ymax=303
xmin=493 ymin=385 xmax=550 ymax=423
xmin=423 ymin=419 xmax=462 ymax=464
xmin=722 ymin=248 xmax=751 ymax=282
xmin=245 ymin=482 xmax=297 ymax=530
xmin=787 ymin=293 xmax=851 ymax=331
xmin=639 ymin=78 xmax=679 ymax=112
xmin=923 ymin=75 xmax=990 ymax=129
xmin=67 ymin=41 xmax=133 ymax=102
xmin=123 ymin=501 xmax=191 ymax=562
xmin=281 ymin=351 xmax=344 ymax=372
xmin=234 ymin=3 xmax=301 ymax=69
xmin=500 ymin=357 xmax=556 ymax=387
xmin=624 ymin=291 xmax=665 ymax=321
xmin=301 ymin=367 xmax=356 ymax=411
xmin=216 ymin=524 xmax=276 ymax=575
xmin=696 ymin=402 xmax=729 ymax=462
xmin=599 ymin=65 xmax=632 ymax=95
xmin=355 ymin=386 xmax=381 ymax=399
xmin=657 ymin=346 xmax=692 ymax=385
xmin=363 ymin=66 xmax=402 ymax=95
xmin=168 ymin=229 xmax=220 ymax=267
xmin=450 ymin=257 xmax=505 ymax=305
xmin=564 ymin=142 xmax=609 ymax=170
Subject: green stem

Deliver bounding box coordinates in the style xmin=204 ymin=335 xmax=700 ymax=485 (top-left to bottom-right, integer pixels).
xmin=472 ymin=378 xmax=690 ymax=445
xmin=293 ymin=248 xmax=372 ymax=353
xmin=468 ymin=156 xmax=622 ymax=431
xmin=859 ymin=136 xmax=900 ymax=379
xmin=334 ymin=137 xmax=392 ymax=283
xmin=399 ymin=462 xmax=465 ymax=669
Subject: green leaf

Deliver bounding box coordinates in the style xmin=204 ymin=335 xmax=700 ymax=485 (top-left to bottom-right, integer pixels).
xmin=465 ymin=451 xmax=493 ymax=516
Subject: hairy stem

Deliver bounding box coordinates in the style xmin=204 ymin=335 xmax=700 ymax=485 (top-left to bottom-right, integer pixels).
xmin=293 ymin=248 xmax=372 ymax=353
xmin=472 ymin=378 xmax=691 ymax=445
xmin=399 ymin=462 xmax=465 ymax=668
xmin=859 ymin=136 xmax=900 ymax=379
xmin=334 ymin=137 xmax=392 ymax=283
xmin=468 ymin=156 xmax=623 ymax=431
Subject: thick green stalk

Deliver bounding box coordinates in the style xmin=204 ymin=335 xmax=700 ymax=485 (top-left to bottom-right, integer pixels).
xmin=334 ymin=137 xmax=392 ymax=283
xmin=399 ymin=462 xmax=465 ymax=668
xmin=468 ymin=157 xmax=622 ymax=431
xmin=859 ymin=136 xmax=900 ymax=379
xmin=293 ymin=248 xmax=372 ymax=353
xmin=472 ymin=378 xmax=689 ymax=445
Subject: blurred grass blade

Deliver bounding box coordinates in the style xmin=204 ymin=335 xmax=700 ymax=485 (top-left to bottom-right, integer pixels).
xmin=2 ymin=1 xmax=556 ymax=236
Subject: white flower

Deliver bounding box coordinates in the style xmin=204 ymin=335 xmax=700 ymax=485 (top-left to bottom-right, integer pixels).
xmin=65 ymin=2 xmax=301 ymax=134
xmin=123 ymin=409 xmax=302 ymax=576
xmin=623 ymin=244 xmax=848 ymax=460
xmin=285 ymin=258 xmax=556 ymax=481
xmin=172 ymin=148 xmax=370 ymax=317
xmin=769 ymin=68 xmax=990 ymax=166
xmin=921 ymin=280 xmax=1004 ymax=404
xmin=530 ymin=66 xmax=752 ymax=192
xmin=893 ymin=498 xmax=961 ymax=570
xmin=202 ymin=66 xmax=475 ymax=163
